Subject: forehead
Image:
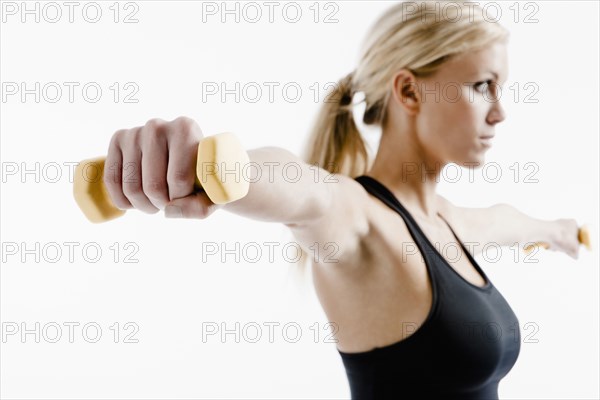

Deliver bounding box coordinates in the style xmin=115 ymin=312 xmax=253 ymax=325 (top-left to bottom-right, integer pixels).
xmin=439 ymin=42 xmax=509 ymax=82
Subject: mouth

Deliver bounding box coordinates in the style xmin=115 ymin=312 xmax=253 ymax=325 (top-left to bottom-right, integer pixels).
xmin=480 ymin=136 xmax=494 ymax=147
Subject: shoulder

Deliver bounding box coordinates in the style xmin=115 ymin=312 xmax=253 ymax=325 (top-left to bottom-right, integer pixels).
xmin=436 ymin=193 xmax=499 ymax=226
xmin=285 ymin=173 xmax=371 ymax=266
xmin=436 ymin=193 xmax=467 ymax=237
xmin=436 ymin=194 xmax=507 ymax=255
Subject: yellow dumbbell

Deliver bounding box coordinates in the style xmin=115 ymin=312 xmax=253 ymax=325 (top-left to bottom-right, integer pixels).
xmin=523 ymin=225 xmax=592 ymax=254
xmin=73 ymin=132 xmax=250 ymax=223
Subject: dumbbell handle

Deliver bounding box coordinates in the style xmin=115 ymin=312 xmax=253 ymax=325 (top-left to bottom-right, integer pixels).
xmin=73 ymin=132 xmax=250 ymax=223
xmin=523 ymin=225 xmax=592 ymax=253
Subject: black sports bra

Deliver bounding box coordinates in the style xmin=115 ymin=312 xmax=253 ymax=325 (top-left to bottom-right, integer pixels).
xmin=337 ymin=175 xmax=521 ymax=399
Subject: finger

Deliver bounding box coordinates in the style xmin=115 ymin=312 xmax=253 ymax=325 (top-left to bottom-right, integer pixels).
xmin=103 ymin=130 xmax=133 ymax=210
xmin=141 ymin=129 xmax=170 ymax=210
xmin=165 ymin=191 xmax=219 ymax=219
xmin=121 ymin=129 xmax=159 ymax=214
xmin=166 ymin=119 xmax=203 ymax=201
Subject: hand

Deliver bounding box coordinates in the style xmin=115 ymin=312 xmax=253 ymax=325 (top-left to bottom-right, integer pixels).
xmin=103 ymin=116 xmax=220 ymax=219
xmin=548 ymin=218 xmax=581 ymax=259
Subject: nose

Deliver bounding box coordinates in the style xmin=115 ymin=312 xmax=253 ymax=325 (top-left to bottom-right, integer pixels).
xmin=487 ymin=100 xmax=506 ymax=126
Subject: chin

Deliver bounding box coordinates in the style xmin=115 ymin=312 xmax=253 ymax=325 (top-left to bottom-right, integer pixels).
xmin=456 ymin=155 xmax=486 ymax=168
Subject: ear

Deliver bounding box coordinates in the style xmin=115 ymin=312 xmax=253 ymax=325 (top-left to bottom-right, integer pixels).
xmin=391 ymin=69 xmax=420 ymax=115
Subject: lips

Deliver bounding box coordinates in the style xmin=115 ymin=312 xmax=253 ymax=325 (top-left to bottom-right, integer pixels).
xmin=480 ymin=135 xmax=495 ymax=139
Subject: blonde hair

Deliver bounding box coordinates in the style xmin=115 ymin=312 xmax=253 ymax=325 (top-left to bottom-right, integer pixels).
xmin=290 ymin=0 xmax=510 ymax=279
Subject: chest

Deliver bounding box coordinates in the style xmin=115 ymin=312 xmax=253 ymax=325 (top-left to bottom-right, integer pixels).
xmin=311 ymin=199 xmax=486 ymax=352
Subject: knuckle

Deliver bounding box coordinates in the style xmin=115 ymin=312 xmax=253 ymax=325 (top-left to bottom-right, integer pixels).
xmin=123 ymin=182 xmax=142 ymax=197
xmin=142 ymin=120 xmax=166 ymax=139
xmin=169 ymin=170 xmax=190 ymax=186
xmin=571 ymin=220 xmax=579 ymax=231
xmin=109 ymin=129 xmax=128 ymax=150
xmin=143 ymin=178 xmax=167 ymax=197
xmin=121 ymin=128 xmax=140 ymax=148
xmin=112 ymin=129 xmax=128 ymax=142
xmin=102 ymin=171 xmax=118 ymax=188
xmin=122 ymin=161 xmax=139 ymax=178
xmin=173 ymin=116 xmax=202 ymax=137
xmin=102 ymin=161 xmax=121 ymax=187
xmin=174 ymin=115 xmax=194 ymax=126
xmin=145 ymin=118 xmax=164 ymax=129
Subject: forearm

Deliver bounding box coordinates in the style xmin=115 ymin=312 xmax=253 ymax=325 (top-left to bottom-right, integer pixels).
xmin=491 ymin=203 xmax=554 ymax=248
xmin=220 ymin=146 xmax=332 ymax=225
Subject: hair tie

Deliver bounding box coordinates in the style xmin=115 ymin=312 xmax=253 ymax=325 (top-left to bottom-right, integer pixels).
xmin=340 ymin=91 xmax=353 ymax=106
xmin=339 ymin=71 xmax=356 ymax=106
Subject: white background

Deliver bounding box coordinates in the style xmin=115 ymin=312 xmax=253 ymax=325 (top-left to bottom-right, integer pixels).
xmin=1 ymin=1 xmax=598 ymax=399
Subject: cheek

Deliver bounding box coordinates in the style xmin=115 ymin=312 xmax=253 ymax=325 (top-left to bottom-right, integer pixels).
xmin=447 ymin=91 xmax=483 ymax=135
xmin=417 ymin=87 xmax=484 ymax=143
xmin=419 ymin=99 xmax=465 ymax=140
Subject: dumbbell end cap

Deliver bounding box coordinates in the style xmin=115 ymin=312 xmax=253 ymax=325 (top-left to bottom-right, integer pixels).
xmin=196 ymin=132 xmax=251 ymax=205
xmin=579 ymin=226 xmax=592 ymax=250
xmin=73 ymin=157 xmax=126 ymax=223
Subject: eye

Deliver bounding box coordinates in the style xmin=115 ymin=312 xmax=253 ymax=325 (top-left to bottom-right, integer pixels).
xmin=474 ymin=80 xmax=493 ymax=92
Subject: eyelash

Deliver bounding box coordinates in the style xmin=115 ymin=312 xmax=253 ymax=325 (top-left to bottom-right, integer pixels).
xmin=474 ymin=80 xmax=493 ymax=92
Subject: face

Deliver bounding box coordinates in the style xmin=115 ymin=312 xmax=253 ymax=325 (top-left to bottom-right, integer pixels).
xmin=397 ymin=41 xmax=509 ymax=167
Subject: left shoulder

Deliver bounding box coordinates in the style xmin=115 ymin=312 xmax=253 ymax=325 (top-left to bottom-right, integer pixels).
xmin=437 ymin=194 xmax=505 ymax=221
xmin=436 ymin=194 xmax=510 ymax=253
xmin=436 ymin=194 xmax=479 ymax=250
xmin=437 ymin=193 xmax=485 ymax=233
xmin=436 ymin=194 xmax=457 ymax=222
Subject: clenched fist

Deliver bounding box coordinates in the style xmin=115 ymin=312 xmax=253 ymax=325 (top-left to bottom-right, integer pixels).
xmin=103 ymin=116 xmax=219 ymax=219
xmin=550 ymin=218 xmax=582 ymax=259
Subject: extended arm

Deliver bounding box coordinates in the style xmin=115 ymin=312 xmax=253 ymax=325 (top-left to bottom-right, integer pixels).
xmin=221 ymin=146 xmax=369 ymax=264
xmin=221 ymin=146 xmax=332 ymax=225
xmin=439 ymin=197 xmax=583 ymax=259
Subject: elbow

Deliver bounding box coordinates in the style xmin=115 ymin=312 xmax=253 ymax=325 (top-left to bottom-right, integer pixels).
xmin=284 ymin=179 xmax=333 ymax=228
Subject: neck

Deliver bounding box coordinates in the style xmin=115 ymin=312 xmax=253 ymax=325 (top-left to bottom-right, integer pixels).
xmin=365 ymin=127 xmax=447 ymax=223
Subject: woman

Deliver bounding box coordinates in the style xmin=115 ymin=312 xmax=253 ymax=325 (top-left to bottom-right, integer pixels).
xmin=101 ymin=1 xmax=583 ymax=398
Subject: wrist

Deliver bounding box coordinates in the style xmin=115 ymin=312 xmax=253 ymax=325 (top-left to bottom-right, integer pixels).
xmin=521 ymin=218 xmax=556 ymax=251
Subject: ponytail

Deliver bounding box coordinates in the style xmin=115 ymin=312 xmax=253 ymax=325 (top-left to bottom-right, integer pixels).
xmin=302 ymin=71 xmax=371 ymax=178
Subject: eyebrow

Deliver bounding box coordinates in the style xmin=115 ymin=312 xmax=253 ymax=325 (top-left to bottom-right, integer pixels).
xmin=486 ymin=71 xmax=499 ymax=80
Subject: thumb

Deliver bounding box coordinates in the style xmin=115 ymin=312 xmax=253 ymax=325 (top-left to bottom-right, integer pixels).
xmin=164 ymin=190 xmax=219 ymax=219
